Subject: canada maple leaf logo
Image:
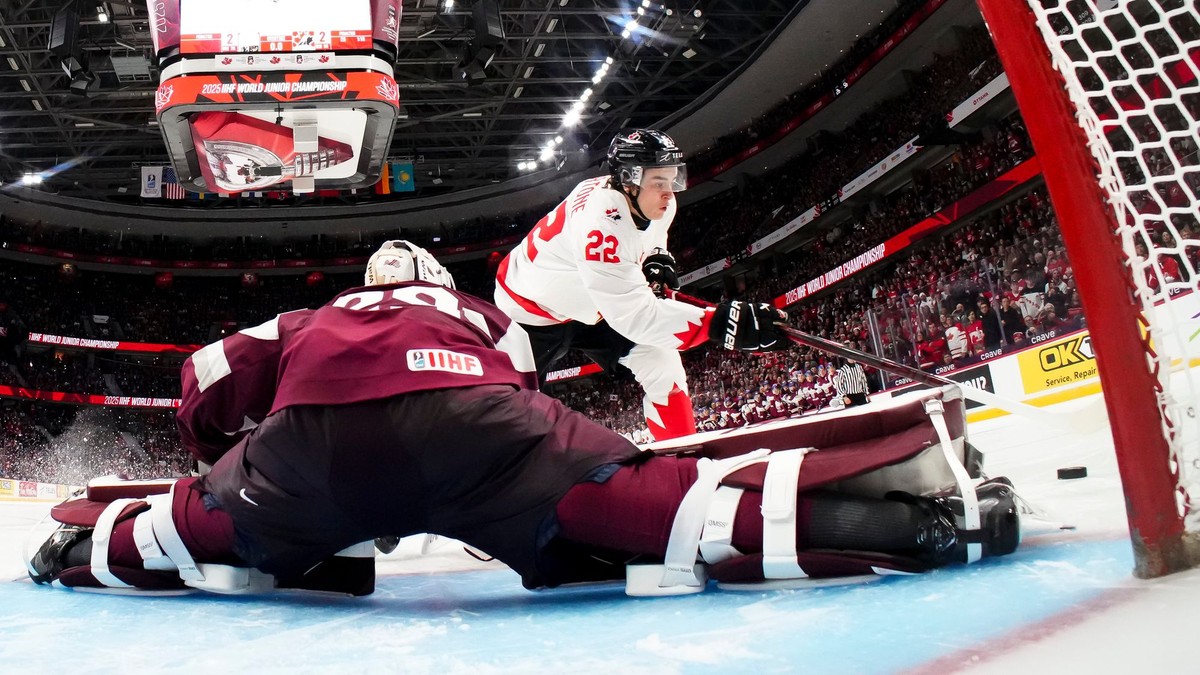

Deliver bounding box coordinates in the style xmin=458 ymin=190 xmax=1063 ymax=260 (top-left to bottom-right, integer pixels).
xmin=376 ymin=77 xmax=399 ymax=102
xmin=154 ymin=84 xmax=174 ymax=111
xmin=221 ymin=57 xmax=233 ymax=65
xmin=319 ymin=55 xmax=330 ymax=63
xmin=270 ymin=56 xmax=282 ymax=64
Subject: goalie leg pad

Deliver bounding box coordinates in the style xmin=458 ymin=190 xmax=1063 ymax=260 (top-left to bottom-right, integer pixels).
xmin=29 ymin=477 xmax=242 ymax=593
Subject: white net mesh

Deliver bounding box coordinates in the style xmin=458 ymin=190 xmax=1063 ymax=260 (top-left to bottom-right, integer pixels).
xmin=1026 ymin=0 xmax=1200 ymax=529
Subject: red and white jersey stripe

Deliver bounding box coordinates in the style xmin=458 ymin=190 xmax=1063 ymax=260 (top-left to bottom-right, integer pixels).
xmin=494 ymin=176 xmax=709 ymax=350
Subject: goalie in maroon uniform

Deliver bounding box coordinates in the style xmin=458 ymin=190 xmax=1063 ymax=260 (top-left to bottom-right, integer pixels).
xmin=27 ymin=241 xmax=1021 ymax=598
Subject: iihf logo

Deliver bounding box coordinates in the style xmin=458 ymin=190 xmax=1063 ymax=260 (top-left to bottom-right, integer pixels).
xmin=412 ymin=352 xmax=426 ymax=369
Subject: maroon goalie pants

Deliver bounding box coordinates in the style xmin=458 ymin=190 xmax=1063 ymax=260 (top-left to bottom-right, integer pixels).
xmin=98 ymin=386 xmax=822 ymax=587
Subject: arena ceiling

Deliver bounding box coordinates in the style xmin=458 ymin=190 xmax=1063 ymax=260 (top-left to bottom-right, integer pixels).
xmin=0 ymin=0 xmax=804 ymax=201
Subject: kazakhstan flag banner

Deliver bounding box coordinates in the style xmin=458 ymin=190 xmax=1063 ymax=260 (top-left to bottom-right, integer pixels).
xmin=391 ymin=162 xmax=415 ymax=192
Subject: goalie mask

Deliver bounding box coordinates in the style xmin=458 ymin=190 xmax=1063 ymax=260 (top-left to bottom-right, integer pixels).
xmin=364 ymin=240 xmax=456 ymax=289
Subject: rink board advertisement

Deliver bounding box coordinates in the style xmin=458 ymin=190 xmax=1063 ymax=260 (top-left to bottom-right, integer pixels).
xmin=0 ymin=478 xmax=80 ymax=501
xmin=1018 ymin=332 xmax=1097 ymax=395
xmin=890 ymin=363 xmax=997 ymax=410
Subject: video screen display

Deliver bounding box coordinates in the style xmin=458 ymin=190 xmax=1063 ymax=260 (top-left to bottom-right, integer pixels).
xmin=179 ymin=0 xmax=372 ymax=54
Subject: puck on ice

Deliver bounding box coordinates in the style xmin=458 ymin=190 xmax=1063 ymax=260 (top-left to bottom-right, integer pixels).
xmin=1057 ymin=466 xmax=1087 ymax=480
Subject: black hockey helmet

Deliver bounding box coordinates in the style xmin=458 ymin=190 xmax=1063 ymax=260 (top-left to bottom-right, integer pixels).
xmin=607 ymin=129 xmax=688 ymax=192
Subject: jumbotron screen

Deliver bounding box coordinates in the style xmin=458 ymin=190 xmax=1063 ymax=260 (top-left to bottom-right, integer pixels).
xmin=179 ymin=0 xmax=373 ymax=54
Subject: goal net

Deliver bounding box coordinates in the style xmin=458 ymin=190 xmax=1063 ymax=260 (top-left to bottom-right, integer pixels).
xmin=976 ymin=0 xmax=1200 ymax=577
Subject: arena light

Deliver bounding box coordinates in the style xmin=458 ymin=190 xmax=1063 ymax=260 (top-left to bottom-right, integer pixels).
xmin=562 ymin=108 xmax=582 ymax=127
xmin=516 ymin=161 xmax=528 ymax=171
xmin=7 ymin=57 xmax=17 ymax=70
xmin=554 ymin=135 xmax=563 ymax=145
xmin=96 ymin=5 xmax=109 ymax=23
xmin=21 ymin=172 xmax=42 ymax=185
xmin=539 ymin=146 xmax=555 ymax=162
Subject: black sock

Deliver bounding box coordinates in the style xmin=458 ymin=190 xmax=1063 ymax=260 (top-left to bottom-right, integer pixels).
xmin=63 ymin=533 xmax=94 ymax=568
xmin=804 ymin=492 xmax=923 ymax=553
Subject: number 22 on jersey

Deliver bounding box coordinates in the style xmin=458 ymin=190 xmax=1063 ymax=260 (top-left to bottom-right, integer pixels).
xmin=584 ymin=230 xmax=620 ymax=263
xmin=524 ymin=201 xmax=568 ymax=261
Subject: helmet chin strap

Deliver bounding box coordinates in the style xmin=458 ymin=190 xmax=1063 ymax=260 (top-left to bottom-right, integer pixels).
xmin=621 ymin=183 xmax=653 ymax=230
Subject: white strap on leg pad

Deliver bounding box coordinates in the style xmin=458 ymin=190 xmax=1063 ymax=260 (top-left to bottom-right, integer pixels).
xmin=761 ymin=449 xmax=809 ymax=579
xmin=87 ymin=483 xmax=278 ymax=594
xmin=132 ymin=511 xmax=176 ymax=572
xmin=91 ymin=499 xmax=137 ymax=588
xmin=146 ymin=483 xmax=205 ymax=583
xmin=924 ymin=398 xmax=981 ymax=564
xmin=698 ymin=486 xmax=744 ymax=565
xmin=627 ymin=448 xmax=771 ymax=596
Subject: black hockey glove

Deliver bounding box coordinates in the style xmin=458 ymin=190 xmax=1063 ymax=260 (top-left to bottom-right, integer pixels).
xmin=710 ymin=301 xmax=790 ymax=352
xmin=642 ymin=249 xmax=680 ymax=298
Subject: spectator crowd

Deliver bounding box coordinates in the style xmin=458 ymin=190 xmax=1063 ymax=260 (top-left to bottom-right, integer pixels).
xmin=3 ymin=4 xmax=1195 ymax=479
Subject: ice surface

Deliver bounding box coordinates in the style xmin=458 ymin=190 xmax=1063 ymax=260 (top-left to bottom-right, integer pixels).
xmin=1 ymin=393 xmax=1195 ymax=674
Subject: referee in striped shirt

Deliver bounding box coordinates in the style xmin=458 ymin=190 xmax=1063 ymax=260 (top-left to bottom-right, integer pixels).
xmin=834 ymin=357 xmax=870 ymax=407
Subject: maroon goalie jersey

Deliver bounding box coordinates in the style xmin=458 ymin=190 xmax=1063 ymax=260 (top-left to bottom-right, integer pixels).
xmin=177 ymin=282 xmax=539 ymax=464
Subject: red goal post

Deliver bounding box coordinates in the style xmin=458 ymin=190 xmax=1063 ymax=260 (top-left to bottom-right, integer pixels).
xmin=975 ymin=0 xmax=1200 ymax=577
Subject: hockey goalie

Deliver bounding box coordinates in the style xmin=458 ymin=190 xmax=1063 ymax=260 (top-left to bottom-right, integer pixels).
xmin=26 ymin=242 xmax=1020 ymax=598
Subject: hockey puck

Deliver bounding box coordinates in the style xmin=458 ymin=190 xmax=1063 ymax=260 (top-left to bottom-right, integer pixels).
xmin=1057 ymin=466 xmax=1088 ymax=480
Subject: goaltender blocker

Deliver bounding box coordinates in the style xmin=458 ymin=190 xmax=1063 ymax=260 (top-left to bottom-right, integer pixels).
xmin=27 ymin=242 xmax=1021 ymax=597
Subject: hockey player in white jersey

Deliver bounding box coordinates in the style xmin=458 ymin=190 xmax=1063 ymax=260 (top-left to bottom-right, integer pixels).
xmin=495 ymin=129 xmax=787 ymax=440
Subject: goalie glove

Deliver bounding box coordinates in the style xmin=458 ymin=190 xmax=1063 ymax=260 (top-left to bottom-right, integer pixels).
xmin=642 ymin=248 xmax=680 ymax=298
xmin=710 ymin=301 xmax=789 ymax=352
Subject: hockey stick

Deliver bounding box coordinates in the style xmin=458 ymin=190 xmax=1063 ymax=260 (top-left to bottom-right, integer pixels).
xmin=669 ymin=290 xmax=1105 ymax=431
